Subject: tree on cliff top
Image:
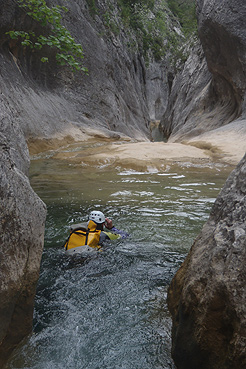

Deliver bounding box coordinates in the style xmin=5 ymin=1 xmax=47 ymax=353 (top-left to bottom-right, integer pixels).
xmin=6 ymin=0 xmax=88 ymax=73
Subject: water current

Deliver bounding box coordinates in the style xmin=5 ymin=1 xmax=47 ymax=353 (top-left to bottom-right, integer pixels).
xmin=7 ymin=142 xmax=233 ymax=369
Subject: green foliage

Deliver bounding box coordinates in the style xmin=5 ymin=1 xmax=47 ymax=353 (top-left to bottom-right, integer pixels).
xmin=119 ymin=0 xmax=155 ymax=10
xmin=167 ymin=0 xmax=197 ymax=36
xmin=115 ymin=0 xmax=197 ymax=65
xmin=115 ymin=0 xmax=173 ymax=62
xmin=86 ymin=0 xmax=98 ymax=17
xmin=84 ymin=0 xmax=197 ymax=66
xmin=6 ymin=0 xmax=87 ymax=73
xmin=103 ymin=12 xmax=120 ymax=35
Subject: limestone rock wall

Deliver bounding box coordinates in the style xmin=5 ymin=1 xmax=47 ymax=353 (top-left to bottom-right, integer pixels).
xmin=161 ymin=42 xmax=213 ymax=141
xmin=0 ymin=0 xmax=169 ymax=143
xmin=161 ymin=0 xmax=246 ymax=141
xmin=197 ymin=0 xmax=246 ymax=113
xmin=166 ymin=4 xmax=246 ymax=367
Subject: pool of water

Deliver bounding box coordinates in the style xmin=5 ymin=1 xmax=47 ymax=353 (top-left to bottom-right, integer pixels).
xmin=7 ymin=150 xmax=233 ymax=369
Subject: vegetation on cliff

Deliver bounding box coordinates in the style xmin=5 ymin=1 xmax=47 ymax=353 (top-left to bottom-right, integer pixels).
xmin=87 ymin=0 xmax=197 ymax=64
xmin=6 ymin=0 xmax=197 ymax=71
xmin=6 ymin=0 xmax=87 ymax=73
xmin=167 ymin=0 xmax=197 ymax=36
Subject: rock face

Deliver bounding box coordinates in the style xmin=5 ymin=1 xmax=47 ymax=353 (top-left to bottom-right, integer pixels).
xmin=167 ymin=154 xmax=246 ymax=369
xmin=166 ymin=3 xmax=246 ymax=361
xmin=197 ymin=0 xmax=246 ymax=113
xmin=161 ymin=0 xmax=246 ymax=141
xmin=0 ymin=0 xmax=169 ymax=143
xmin=161 ymin=42 xmax=213 ymax=141
xmin=0 ymin=113 xmax=46 ymax=366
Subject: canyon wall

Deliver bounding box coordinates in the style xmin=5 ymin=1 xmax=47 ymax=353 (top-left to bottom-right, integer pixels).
xmin=167 ymin=1 xmax=246 ymax=368
xmin=167 ymin=153 xmax=246 ymax=369
xmin=161 ymin=0 xmax=246 ymax=142
xmin=0 ymin=0 xmax=170 ymax=145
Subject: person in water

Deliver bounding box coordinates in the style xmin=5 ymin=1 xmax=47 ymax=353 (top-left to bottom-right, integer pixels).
xmin=64 ymin=210 xmax=128 ymax=254
xmin=89 ymin=210 xmax=129 ymax=244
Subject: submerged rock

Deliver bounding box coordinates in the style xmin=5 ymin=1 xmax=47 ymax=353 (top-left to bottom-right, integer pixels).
xmin=167 ymin=154 xmax=246 ymax=369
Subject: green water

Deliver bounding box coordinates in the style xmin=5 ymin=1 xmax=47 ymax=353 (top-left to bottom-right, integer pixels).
xmin=8 ymin=149 xmax=233 ymax=369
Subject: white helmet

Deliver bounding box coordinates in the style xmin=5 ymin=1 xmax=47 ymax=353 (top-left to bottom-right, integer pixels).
xmin=88 ymin=210 xmax=105 ymax=224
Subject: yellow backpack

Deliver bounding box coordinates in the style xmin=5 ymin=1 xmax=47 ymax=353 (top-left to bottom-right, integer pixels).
xmin=64 ymin=220 xmax=101 ymax=251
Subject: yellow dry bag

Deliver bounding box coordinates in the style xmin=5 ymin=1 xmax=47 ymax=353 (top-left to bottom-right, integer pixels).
xmin=64 ymin=220 xmax=101 ymax=251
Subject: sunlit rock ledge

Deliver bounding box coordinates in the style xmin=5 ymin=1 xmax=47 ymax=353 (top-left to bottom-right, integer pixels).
xmin=28 ymin=118 xmax=246 ymax=170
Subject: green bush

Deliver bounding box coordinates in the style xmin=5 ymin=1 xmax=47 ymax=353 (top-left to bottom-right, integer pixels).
xmin=86 ymin=0 xmax=98 ymax=17
xmin=115 ymin=0 xmax=197 ymax=63
xmin=6 ymin=0 xmax=88 ymax=73
xmin=167 ymin=0 xmax=197 ymax=36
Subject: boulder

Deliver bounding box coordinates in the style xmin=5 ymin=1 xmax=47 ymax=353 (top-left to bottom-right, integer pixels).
xmin=167 ymin=154 xmax=246 ymax=369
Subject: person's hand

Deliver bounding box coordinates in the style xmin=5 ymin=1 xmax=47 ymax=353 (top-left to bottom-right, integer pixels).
xmin=105 ymin=218 xmax=113 ymax=229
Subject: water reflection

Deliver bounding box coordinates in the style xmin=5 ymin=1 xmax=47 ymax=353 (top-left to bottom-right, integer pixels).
xmin=7 ymin=153 xmax=233 ymax=369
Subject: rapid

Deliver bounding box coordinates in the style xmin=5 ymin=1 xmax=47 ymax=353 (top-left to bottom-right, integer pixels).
xmin=7 ymin=142 xmax=233 ymax=369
